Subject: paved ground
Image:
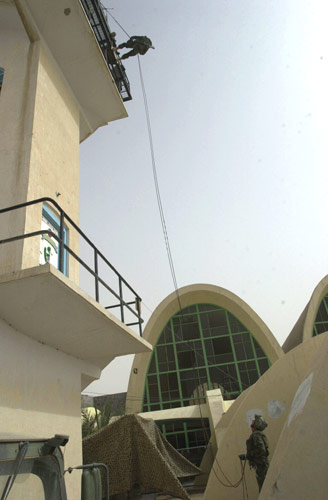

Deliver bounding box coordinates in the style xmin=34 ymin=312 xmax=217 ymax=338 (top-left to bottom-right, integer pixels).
xmin=158 ymin=494 xmax=203 ymax=500
xmin=156 ymin=487 xmax=205 ymax=500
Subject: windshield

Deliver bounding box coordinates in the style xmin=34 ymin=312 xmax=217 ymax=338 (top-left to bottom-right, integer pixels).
xmin=0 ymin=456 xmax=64 ymax=500
xmin=0 ymin=473 xmax=45 ymax=499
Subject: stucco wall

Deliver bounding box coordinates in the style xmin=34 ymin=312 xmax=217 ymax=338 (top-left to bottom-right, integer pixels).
xmin=259 ymin=333 xmax=328 ymax=499
xmin=0 ymin=3 xmax=36 ymax=274
xmin=0 ymin=3 xmax=80 ymax=282
xmin=203 ymin=333 xmax=327 ymax=500
xmin=23 ymin=44 xmax=80 ymax=281
xmin=0 ymin=318 xmax=83 ymax=499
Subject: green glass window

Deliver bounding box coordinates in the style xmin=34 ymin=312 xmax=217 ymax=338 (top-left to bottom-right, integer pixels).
xmin=156 ymin=418 xmax=210 ymax=466
xmin=312 ymin=294 xmax=328 ymax=336
xmin=143 ymin=303 xmax=270 ymax=412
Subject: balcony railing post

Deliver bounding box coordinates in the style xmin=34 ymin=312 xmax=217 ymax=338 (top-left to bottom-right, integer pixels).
xmin=94 ymin=249 xmax=99 ymax=302
xmin=136 ymin=297 xmax=142 ymax=337
xmin=119 ymin=277 xmax=124 ymax=324
xmin=58 ymin=211 xmax=65 ymax=273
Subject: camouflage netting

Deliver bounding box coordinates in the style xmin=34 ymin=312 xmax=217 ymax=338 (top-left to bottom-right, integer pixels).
xmin=83 ymin=414 xmax=201 ymax=500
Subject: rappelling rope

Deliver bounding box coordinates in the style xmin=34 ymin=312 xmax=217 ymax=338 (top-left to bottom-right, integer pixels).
xmin=106 ymin=8 xmax=181 ymax=306
xmin=137 ymin=53 xmax=249 ymax=497
xmin=137 ymin=51 xmax=252 ymax=389
xmin=197 ymin=396 xmax=247 ymax=491
xmin=108 ymin=4 xmax=253 ymax=400
xmin=107 ymin=12 xmax=249 ymax=496
xmin=107 ymin=10 xmax=130 ymax=38
xmin=137 ymin=56 xmax=181 ymax=305
xmin=241 ymin=458 xmax=249 ymax=500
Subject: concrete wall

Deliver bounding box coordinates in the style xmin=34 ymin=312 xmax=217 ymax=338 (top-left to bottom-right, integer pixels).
xmin=23 ymin=44 xmax=80 ymax=282
xmin=138 ymin=403 xmax=210 ymax=421
xmin=0 ymin=5 xmax=135 ymax=500
xmin=259 ymin=333 xmax=328 ymax=499
xmin=0 ymin=317 xmax=84 ymax=499
xmin=203 ymin=333 xmax=328 ymax=500
xmin=282 ymin=303 xmax=309 ymax=352
xmin=0 ymin=3 xmax=80 ymax=282
xmin=206 ymin=389 xmax=226 ymax=438
xmin=0 ymin=3 xmax=36 ymax=273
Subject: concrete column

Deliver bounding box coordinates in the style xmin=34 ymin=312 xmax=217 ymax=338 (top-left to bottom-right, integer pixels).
xmin=206 ymin=389 xmax=225 ymax=441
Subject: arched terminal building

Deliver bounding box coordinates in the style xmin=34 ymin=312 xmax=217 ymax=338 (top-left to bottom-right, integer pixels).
xmin=203 ymin=274 xmax=328 ymax=500
xmin=126 ymin=284 xmax=283 ymax=464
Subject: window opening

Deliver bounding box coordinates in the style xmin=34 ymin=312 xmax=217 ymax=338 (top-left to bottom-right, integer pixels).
xmin=0 ymin=455 xmax=63 ymax=500
xmin=40 ymin=204 xmax=68 ymax=276
xmin=142 ymin=303 xmax=271 ymax=459
xmin=0 ymin=68 xmax=4 ymax=93
xmin=143 ymin=303 xmax=270 ymax=411
xmin=312 ymin=293 xmax=328 ymax=336
xmin=155 ymin=419 xmax=210 ymax=467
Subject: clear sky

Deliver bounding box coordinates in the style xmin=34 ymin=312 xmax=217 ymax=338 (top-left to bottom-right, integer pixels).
xmin=80 ymin=0 xmax=328 ymax=396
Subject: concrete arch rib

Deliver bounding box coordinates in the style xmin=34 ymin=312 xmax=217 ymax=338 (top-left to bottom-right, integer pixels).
xmin=203 ymin=332 xmax=328 ymax=500
xmin=303 ymin=274 xmax=328 ymax=341
xmin=283 ymin=274 xmax=328 ymax=352
xmin=126 ymin=284 xmax=283 ymax=415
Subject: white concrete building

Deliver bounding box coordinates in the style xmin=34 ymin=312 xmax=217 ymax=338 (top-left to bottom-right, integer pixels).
xmin=0 ymin=1 xmax=151 ymax=498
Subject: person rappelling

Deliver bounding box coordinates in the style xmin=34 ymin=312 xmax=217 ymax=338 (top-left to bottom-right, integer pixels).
xmin=113 ymin=36 xmax=155 ymax=60
xmin=239 ymin=414 xmax=270 ymax=492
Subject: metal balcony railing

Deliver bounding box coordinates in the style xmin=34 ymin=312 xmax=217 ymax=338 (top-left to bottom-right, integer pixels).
xmin=80 ymin=0 xmax=132 ymax=102
xmin=0 ymin=198 xmax=143 ymax=335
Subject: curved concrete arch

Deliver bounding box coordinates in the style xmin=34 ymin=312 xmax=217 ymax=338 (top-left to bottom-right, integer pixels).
xmin=303 ymin=274 xmax=328 ymax=341
xmin=283 ymin=274 xmax=328 ymax=352
xmin=203 ymin=333 xmax=328 ymax=500
xmin=126 ymin=284 xmax=283 ymax=415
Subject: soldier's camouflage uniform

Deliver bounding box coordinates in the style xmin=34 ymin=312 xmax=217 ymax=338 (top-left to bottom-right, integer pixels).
xmin=117 ymin=36 xmax=153 ymax=60
xmin=246 ymin=416 xmax=269 ymax=491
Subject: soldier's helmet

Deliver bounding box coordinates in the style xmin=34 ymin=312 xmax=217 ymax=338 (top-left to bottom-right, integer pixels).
xmin=252 ymin=414 xmax=268 ymax=431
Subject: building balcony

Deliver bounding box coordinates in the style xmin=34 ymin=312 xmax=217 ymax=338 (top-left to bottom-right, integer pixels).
xmin=0 ymin=198 xmax=143 ymax=332
xmin=0 ymin=198 xmax=151 ymax=387
xmin=81 ymin=0 xmax=132 ymax=102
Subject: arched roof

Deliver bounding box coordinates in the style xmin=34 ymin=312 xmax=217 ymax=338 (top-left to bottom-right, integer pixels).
xmin=283 ymin=274 xmax=328 ymax=353
xmin=126 ymin=284 xmax=283 ymax=414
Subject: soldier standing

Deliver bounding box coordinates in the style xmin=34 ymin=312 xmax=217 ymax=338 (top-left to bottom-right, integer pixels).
xmin=239 ymin=414 xmax=269 ymax=492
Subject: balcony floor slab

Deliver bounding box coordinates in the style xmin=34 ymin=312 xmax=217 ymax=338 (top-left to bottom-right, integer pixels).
xmin=0 ymin=264 xmax=152 ymax=369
